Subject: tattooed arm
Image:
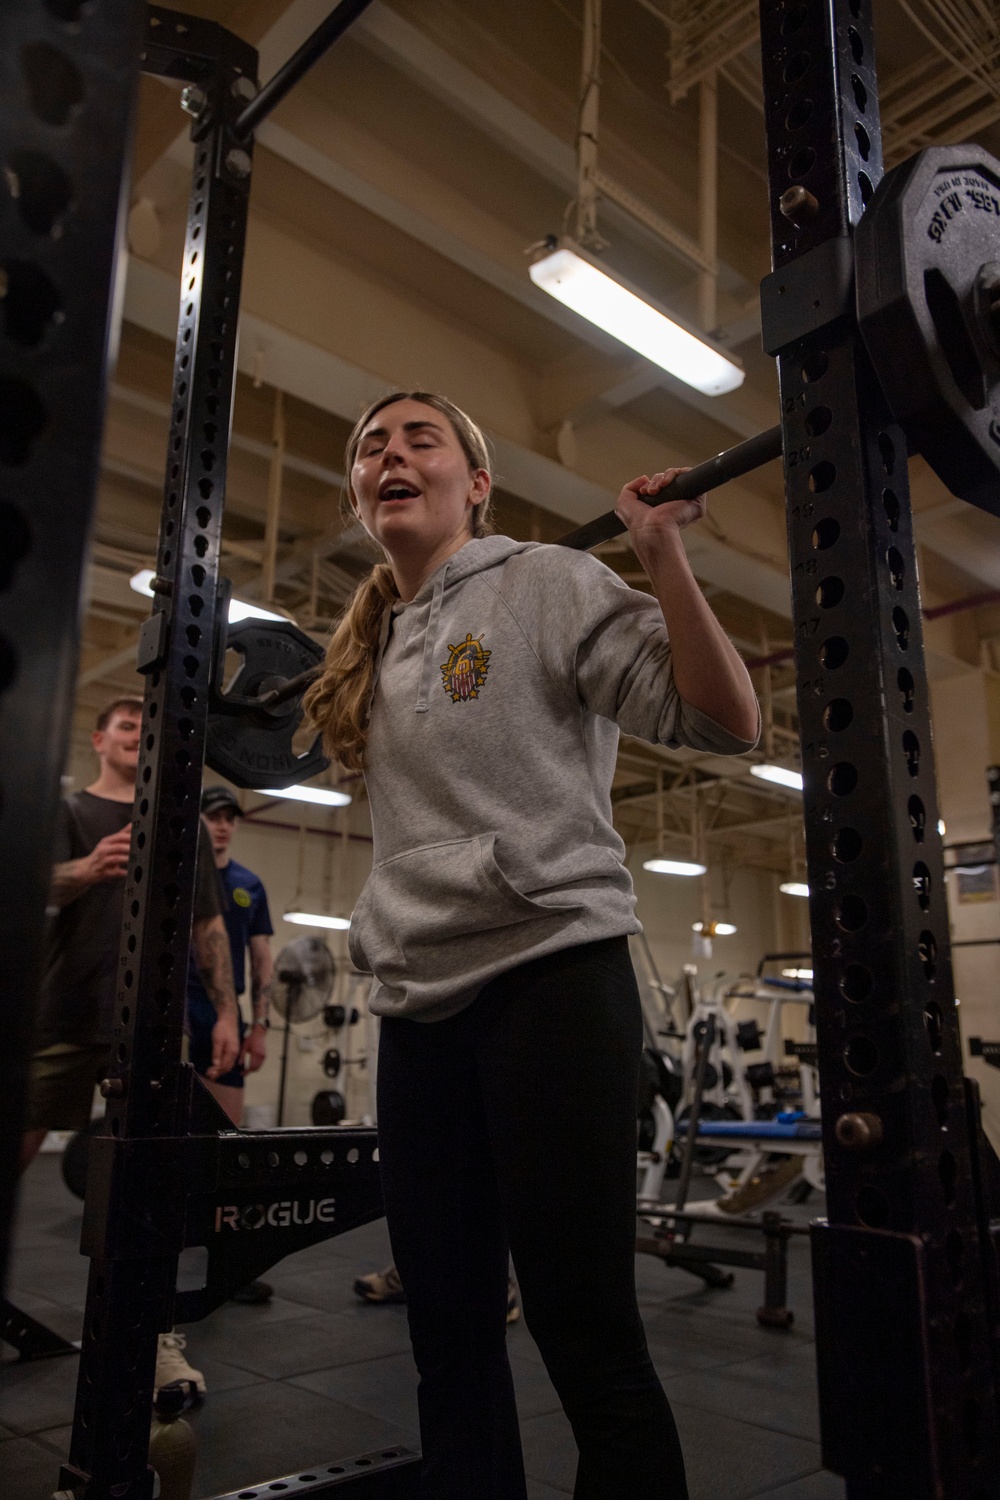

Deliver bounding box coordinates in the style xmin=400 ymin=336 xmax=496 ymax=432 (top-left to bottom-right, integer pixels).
xmin=241 ymin=933 xmax=273 ymax=1073
xmin=50 ymin=827 xmax=132 ymax=907
xmin=191 ymin=914 xmax=240 ymax=1079
xmin=248 ymin=934 xmax=274 ymax=1026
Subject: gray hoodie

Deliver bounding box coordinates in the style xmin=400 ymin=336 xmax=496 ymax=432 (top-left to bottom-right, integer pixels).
xmin=349 ymin=536 xmax=758 ymax=1020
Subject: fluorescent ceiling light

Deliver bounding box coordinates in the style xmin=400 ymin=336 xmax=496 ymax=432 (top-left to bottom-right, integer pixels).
xmin=643 ymin=857 xmax=707 ymax=877
xmin=782 ymin=967 xmax=814 ymax=980
xmin=938 ymin=818 xmax=946 ymax=836
xmin=693 ymin=921 xmax=737 ymax=936
xmin=260 ymin=784 xmax=351 ymax=808
xmin=131 ymin=568 xmax=156 ymax=595
xmin=130 ymin=569 xmax=284 ymax=623
xmin=529 ymin=242 xmax=743 ymax=396
xmin=228 ymin=598 xmax=287 ymax=624
xmin=284 ymin=910 xmax=351 ymax=930
xmin=751 ymin=764 xmax=803 ymax=791
xmin=780 ymin=881 xmax=810 ymax=898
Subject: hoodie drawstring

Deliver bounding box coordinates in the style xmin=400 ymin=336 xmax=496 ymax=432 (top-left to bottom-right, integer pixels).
xmin=371 ymin=603 xmax=393 ymax=699
xmin=415 ymin=573 xmax=445 ymax=713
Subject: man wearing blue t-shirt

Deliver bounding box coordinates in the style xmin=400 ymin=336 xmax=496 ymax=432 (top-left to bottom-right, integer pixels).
xmin=187 ymin=786 xmax=274 ymax=1127
xmin=188 ymin=786 xmax=277 ymax=1308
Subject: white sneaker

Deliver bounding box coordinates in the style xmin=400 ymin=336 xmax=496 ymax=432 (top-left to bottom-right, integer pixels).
xmin=155 ymin=1332 xmax=206 ymax=1397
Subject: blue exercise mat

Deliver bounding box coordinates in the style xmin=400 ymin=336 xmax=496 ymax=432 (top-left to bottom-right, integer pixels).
xmin=675 ymin=1119 xmax=823 ymax=1141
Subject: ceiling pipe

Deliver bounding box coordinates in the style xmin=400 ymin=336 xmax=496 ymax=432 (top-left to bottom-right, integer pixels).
xmin=922 ymin=589 xmax=1000 ymax=621
xmin=743 ymin=588 xmax=1000 ymax=671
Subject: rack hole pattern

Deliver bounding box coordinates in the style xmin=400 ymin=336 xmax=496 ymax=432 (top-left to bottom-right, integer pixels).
xmin=67 ymin=28 xmax=263 ymax=1491
xmin=107 ymin=109 xmax=254 ymax=1133
xmin=225 ymin=1140 xmax=379 ymax=1180
xmin=767 ymin=0 xmax=883 ymax=265
xmin=0 ymin=0 xmax=147 ymax=1352
xmin=228 ymin=1451 xmax=412 ymax=1500
xmin=762 ymin=0 xmax=995 ymax=1470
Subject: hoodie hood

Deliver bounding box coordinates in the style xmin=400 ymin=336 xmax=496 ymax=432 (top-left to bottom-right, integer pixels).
xmin=397 ymin=536 xmax=536 ymax=607
xmin=390 ymin=537 xmax=536 ymax=713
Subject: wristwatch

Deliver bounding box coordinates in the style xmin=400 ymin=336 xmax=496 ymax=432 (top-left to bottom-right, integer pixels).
xmin=251 ymin=1017 xmax=270 ymax=1030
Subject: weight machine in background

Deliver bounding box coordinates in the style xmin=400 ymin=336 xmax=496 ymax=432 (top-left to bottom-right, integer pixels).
xmin=1 ymin=0 xmax=1000 ymax=1497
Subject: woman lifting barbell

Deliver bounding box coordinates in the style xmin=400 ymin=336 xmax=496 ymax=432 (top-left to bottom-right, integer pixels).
xmin=304 ymin=390 xmax=759 ymax=1500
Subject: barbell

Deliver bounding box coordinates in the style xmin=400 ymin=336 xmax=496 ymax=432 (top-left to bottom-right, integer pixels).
xmin=204 ymin=424 xmax=782 ymax=788
xmin=203 ymin=144 xmax=1000 ymax=792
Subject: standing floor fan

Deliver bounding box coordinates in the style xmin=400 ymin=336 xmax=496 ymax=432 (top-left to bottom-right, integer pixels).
xmin=272 ymin=936 xmax=336 ymax=1126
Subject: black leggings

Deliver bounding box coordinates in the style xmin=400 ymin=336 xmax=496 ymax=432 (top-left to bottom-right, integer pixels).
xmin=377 ymin=936 xmax=688 ymax=1500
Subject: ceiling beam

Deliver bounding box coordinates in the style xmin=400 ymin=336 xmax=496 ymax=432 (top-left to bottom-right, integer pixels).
xmin=247 ymin=115 xmax=772 ymax=443
xmin=78 ymin=641 xmax=142 ymax=688
xmin=110 ymin=380 xmax=346 ymax=489
xmin=123 ymin=257 xmax=792 ymax=617
xmin=240 ymin=0 xmax=991 ymax=599
xmin=136 ymin=0 xmax=768 ymax=442
xmin=231 ymin=0 xmax=768 ymax=439
xmin=919 ymin=518 xmax=1000 ymax=592
xmin=349 ymin=3 xmax=752 ymax=290
xmin=254 ymin=121 xmax=598 ymax=351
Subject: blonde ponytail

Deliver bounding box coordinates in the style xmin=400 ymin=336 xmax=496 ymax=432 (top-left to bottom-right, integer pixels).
xmin=305 ymin=391 xmax=494 ymax=771
xmin=303 ymin=563 xmax=398 ymax=772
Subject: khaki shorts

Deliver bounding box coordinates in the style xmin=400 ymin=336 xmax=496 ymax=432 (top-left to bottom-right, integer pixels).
xmin=26 ymin=1043 xmax=110 ymax=1133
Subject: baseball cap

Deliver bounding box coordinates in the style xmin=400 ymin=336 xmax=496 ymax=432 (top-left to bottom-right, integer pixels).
xmin=201 ymin=785 xmax=242 ymax=816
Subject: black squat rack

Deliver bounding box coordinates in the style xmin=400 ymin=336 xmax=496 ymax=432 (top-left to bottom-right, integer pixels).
xmin=2 ymin=2 xmax=417 ymax=1497
xmin=1 ymin=1 xmax=1000 ymax=1497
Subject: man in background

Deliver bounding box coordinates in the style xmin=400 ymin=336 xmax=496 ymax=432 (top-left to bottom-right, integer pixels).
xmin=187 ymin=784 xmax=275 ymax=1304
xmin=187 ymin=785 xmax=274 ymax=1126
xmin=21 ymin=697 xmax=241 ymax=1395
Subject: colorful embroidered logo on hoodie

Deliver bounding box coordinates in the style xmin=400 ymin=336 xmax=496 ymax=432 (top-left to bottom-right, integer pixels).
xmin=440 ymin=634 xmax=491 ymax=702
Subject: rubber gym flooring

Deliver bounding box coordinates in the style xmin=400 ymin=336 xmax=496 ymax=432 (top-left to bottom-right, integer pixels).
xmin=3 ymin=1156 xmax=845 ymax=1500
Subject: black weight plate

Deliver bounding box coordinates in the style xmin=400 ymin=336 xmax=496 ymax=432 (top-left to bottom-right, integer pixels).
xmin=857 ymin=145 xmax=1000 ymax=515
xmin=637 ymin=1048 xmax=683 ymax=1114
xmin=736 ymin=1019 xmax=762 ymax=1052
xmin=637 ymin=1111 xmax=656 ymax=1152
xmin=746 ymin=1061 xmax=777 ymax=1091
xmin=206 ymin=619 xmax=329 ymax=790
xmin=311 ymin=1088 xmax=346 ymax=1126
xmin=675 ymin=1102 xmax=744 ymax=1166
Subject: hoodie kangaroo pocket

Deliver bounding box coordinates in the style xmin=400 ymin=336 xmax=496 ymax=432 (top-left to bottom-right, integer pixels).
xmin=351 ymin=832 xmax=558 ymax=983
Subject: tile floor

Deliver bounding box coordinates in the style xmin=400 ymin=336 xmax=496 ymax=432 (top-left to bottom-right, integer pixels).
xmin=2 ymin=1156 xmax=846 ymax=1500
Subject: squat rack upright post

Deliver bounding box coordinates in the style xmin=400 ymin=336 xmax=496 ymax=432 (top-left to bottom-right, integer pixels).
xmin=0 ymin=0 xmax=147 ymax=1286
xmin=759 ymin=0 xmax=1000 ymax=1492
xmin=62 ymin=11 xmax=262 ymax=1493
